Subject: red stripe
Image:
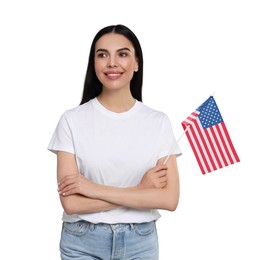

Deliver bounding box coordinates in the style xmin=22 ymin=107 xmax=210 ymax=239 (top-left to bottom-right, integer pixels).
xmin=185 ymin=128 xmax=206 ymax=174
xmin=221 ymin=122 xmax=240 ymax=162
xmin=191 ymin=121 xmax=211 ymax=173
xmin=215 ymin=124 xmax=234 ymax=164
xmin=182 ymin=121 xmax=207 ymax=174
xmin=196 ymin=121 xmax=217 ymax=171
xmin=210 ymin=126 xmax=228 ymax=166
xmin=204 ymin=128 xmax=223 ymax=169
xmin=182 ymin=121 xmax=189 ymax=129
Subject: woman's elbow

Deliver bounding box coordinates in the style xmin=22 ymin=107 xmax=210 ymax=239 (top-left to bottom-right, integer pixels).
xmin=60 ymin=196 xmax=77 ymax=215
xmin=165 ymin=200 xmax=179 ymax=211
xmin=63 ymin=204 xmax=75 ymax=215
xmin=162 ymin=193 xmax=179 ymax=211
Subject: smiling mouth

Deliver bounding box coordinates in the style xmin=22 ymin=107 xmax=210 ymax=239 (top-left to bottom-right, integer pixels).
xmin=104 ymin=73 xmax=123 ymax=79
xmin=105 ymin=73 xmax=122 ymax=76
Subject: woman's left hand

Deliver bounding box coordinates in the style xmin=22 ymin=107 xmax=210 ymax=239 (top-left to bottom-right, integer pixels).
xmin=58 ymin=174 xmax=96 ymax=197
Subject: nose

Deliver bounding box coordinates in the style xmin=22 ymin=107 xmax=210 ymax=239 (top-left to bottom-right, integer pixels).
xmin=107 ymin=55 xmax=118 ymax=68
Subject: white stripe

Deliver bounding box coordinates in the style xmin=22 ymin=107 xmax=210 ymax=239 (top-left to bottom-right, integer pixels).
xmin=192 ymin=121 xmax=214 ymax=172
xmin=206 ymin=127 xmax=226 ymax=168
xmin=184 ymin=119 xmax=208 ymax=173
xmin=218 ymin=124 xmax=238 ymax=163
xmin=187 ymin=112 xmax=199 ymax=122
xmin=188 ymin=126 xmax=208 ymax=173
xmin=185 ymin=118 xmax=212 ymax=172
xmin=196 ymin=119 xmax=220 ymax=170
xmin=212 ymin=125 xmax=231 ymax=165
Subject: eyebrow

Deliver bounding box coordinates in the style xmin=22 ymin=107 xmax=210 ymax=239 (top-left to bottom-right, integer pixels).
xmin=96 ymin=47 xmax=131 ymax=53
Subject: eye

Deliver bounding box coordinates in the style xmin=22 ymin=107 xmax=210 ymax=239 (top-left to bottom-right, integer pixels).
xmin=119 ymin=52 xmax=128 ymax=57
xmin=97 ymin=53 xmax=108 ymax=58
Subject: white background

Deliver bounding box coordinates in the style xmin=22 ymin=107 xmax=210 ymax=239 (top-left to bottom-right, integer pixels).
xmin=1 ymin=0 xmax=258 ymax=259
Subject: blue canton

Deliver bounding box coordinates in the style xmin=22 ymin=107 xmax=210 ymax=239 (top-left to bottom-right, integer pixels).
xmin=196 ymin=96 xmax=223 ymax=129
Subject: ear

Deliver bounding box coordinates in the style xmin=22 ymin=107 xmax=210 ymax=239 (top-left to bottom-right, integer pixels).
xmin=134 ymin=59 xmax=139 ymax=72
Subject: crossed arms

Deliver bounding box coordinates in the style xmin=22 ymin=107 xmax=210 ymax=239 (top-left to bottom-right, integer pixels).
xmin=57 ymin=151 xmax=180 ymax=215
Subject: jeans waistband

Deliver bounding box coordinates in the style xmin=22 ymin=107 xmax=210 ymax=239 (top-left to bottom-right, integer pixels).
xmin=74 ymin=220 xmax=154 ymax=232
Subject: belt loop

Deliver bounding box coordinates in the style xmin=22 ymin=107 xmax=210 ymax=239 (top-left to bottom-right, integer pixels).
xmin=130 ymin=223 xmax=135 ymax=230
xmin=89 ymin=222 xmax=95 ymax=231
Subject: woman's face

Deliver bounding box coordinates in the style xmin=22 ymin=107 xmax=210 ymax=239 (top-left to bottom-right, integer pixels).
xmin=94 ymin=33 xmax=139 ymax=92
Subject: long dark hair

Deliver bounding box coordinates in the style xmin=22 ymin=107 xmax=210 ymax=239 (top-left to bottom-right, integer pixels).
xmin=80 ymin=24 xmax=143 ymax=105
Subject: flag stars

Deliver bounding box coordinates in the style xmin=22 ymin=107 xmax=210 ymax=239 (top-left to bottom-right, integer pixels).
xmin=198 ymin=97 xmax=223 ymax=128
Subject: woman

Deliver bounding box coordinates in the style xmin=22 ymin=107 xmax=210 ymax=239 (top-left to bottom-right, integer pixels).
xmin=48 ymin=24 xmax=181 ymax=259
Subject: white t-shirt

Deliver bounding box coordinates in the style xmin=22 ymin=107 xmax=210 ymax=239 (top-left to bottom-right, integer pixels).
xmin=48 ymin=98 xmax=181 ymax=224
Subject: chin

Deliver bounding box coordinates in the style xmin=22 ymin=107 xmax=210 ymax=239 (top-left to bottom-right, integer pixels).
xmin=102 ymin=83 xmax=128 ymax=91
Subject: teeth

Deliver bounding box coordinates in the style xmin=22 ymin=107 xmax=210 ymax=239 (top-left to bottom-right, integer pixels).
xmin=107 ymin=74 xmax=120 ymax=76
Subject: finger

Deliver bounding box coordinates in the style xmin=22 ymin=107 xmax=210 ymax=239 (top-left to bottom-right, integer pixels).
xmin=155 ymin=180 xmax=167 ymax=188
xmin=156 ymin=164 xmax=168 ymax=170
xmin=156 ymin=170 xmax=167 ymax=177
xmin=159 ymin=176 xmax=167 ymax=183
xmin=58 ymin=179 xmax=78 ymax=194
xmin=59 ymin=183 xmax=78 ymax=196
xmin=60 ymin=186 xmax=78 ymax=196
xmin=58 ymin=176 xmax=78 ymax=190
xmin=155 ymin=166 xmax=167 ymax=173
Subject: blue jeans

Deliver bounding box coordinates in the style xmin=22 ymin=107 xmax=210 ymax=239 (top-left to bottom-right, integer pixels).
xmin=60 ymin=220 xmax=159 ymax=259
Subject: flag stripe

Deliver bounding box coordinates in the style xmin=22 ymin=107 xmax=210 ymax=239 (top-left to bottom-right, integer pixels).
xmin=210 ymin=125 xmax=229 ymax=166
xmin=182 ymin=119 xmax=207 ymax=174
xmin=216 ymin=124 xmax=233 ymax=164
xmin=204 ymin=128 xmax=223 ymax=169
xmin=194 ymin=119 xmax=213 ymax=171
xmin=184 ymin=119 xmax=211 ymax=173
xmin=220 ymin=122 xmax=240 ymax=163
xmin=181 ymin=96 xmax=240 ymax=174
xmin=196 ymin=119 xmax=217 ymax=171
xmin=184 ymin=124 xmax=207 ymax=174
xmin=207 ymin=127 xmax=226 ymax=167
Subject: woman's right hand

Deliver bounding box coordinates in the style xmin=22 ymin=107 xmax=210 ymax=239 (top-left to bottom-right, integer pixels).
xmin=138 ymin=165 xmax=168 ymax=189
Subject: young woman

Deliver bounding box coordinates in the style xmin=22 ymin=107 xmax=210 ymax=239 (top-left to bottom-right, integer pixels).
xmin=48 ymin=24 xmax=181 ymax=260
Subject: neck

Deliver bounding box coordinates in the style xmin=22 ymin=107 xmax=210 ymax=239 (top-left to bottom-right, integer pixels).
xmin=97 ymin=88 xmax=136 ymax=113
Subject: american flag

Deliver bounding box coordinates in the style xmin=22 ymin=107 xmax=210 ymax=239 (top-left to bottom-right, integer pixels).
xmin=182 ymin=96 xmax=240 ymax=174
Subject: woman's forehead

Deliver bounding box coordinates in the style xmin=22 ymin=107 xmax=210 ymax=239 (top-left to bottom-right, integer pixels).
xmin=95 ymin=33 xmax=134 ymax=51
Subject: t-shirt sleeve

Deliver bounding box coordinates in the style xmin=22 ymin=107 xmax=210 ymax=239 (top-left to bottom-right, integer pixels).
xmin=157 ymin=114 xmax=182 ymax=160
xmin=47 ymin=112 xmax=75 ymax=154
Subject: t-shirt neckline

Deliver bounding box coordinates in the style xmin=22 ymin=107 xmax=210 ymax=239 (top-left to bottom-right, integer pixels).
xmin=92 ymin=97 xmax=142 ymax=119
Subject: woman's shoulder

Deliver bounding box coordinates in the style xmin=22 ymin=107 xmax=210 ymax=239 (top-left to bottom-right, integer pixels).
xmin=139 ymin=102 xmax=168 ymax=119
xmin=56 ymin=100 xmax=95 ymax=125
xmin=62 ymin=99 xmax=95 ymax=116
